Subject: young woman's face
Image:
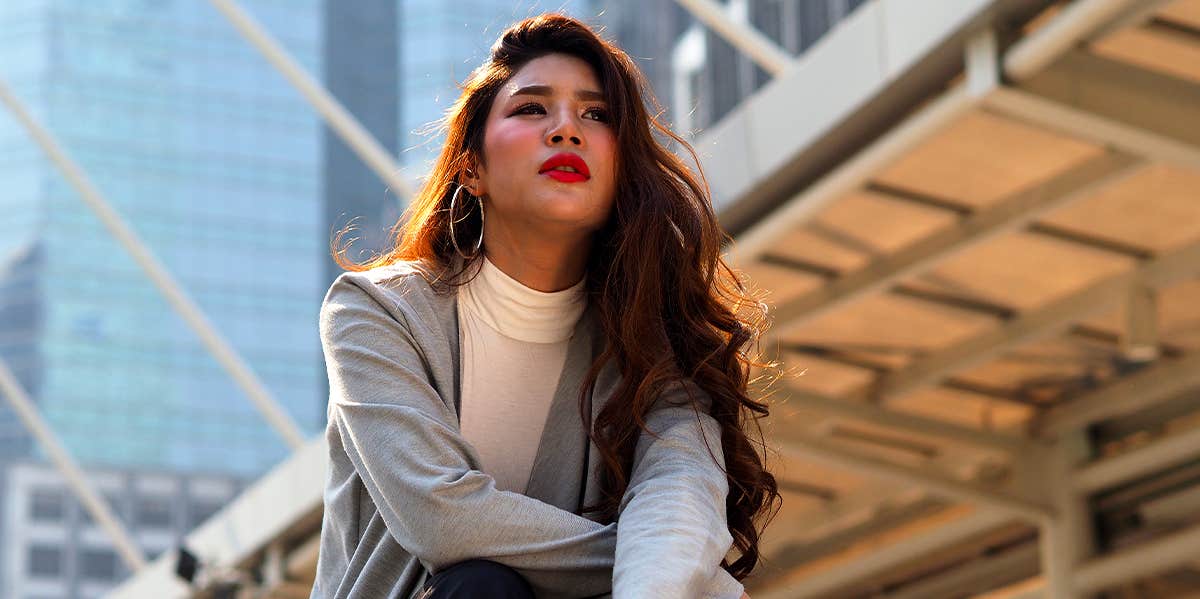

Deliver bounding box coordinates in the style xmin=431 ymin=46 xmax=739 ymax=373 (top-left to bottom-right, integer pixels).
xmin=471 ymin=53 xmax=617 ymax=241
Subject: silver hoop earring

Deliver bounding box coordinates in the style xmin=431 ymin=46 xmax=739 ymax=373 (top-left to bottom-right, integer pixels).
xmin=449 ymin=184 xmax=485 ymax=259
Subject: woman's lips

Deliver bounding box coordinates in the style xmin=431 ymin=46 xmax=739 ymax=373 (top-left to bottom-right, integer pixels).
xmin=538 ymin=152 xmax=590 ymax=183
xmin=543 ymin=170 xmax=588 ymax=183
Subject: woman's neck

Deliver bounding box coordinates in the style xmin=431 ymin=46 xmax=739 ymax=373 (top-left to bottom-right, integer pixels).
xmin=482 ymin=236 xmax=590 ymax=292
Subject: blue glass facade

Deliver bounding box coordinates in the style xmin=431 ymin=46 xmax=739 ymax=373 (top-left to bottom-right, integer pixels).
xmin=322 ymin=0 xmax=400 ymax=287
xmin=0 ymin=0 xmax=325 ymax=478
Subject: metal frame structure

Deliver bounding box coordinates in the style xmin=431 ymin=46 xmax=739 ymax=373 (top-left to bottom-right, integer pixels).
xmin=0 ymin=0 xmax=1195 ymax=597
xmin=703 ymin=0 xmax=1200 ymax=596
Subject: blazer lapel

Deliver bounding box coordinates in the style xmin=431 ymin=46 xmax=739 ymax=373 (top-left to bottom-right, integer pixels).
xmin=522 ymin=304 xmax=599 ymax=510
xmin=581 ymin=330 xmax=622 ymax=517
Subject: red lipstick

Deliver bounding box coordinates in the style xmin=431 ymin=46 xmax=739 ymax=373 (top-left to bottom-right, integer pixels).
xmin=538 ymin=153 xmax=590 ymax=183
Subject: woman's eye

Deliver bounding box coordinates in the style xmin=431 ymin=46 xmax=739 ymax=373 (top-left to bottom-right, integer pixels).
xmin=584 ymin=107 xmax=610 ymax=122
xmin=511 ymin=103 xmax=544 ymax=115
xmin=511 ymin=102 xmax=608 ymax=122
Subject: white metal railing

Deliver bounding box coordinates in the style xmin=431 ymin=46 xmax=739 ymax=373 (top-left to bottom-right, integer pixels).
xmin=0 ymin=356 xmax=146 ymax=571
xmin=0 ymin=0 xmax=419 ymax=583
xmin=0 ymin=78 xmax=306 ymax=451
xmin=672 ymin=0 xmax=794 ymax=76
xmin=208 ymin=0 xmax=413 ymax=203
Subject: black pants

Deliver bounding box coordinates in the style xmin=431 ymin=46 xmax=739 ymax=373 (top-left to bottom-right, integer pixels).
xmin=420 ymin=559 xmax=535 ymax=599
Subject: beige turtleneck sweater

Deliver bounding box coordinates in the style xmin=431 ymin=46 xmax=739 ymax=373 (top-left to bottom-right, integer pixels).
xmin=456 ymin=256 xmax=587 ymax=493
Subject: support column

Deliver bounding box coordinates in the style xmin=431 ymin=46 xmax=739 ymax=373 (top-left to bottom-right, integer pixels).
xmin=1038 ymin=432 xmax=1095 ymax=599
xmin=1122 ymin=284 xmax=1159 ymax=362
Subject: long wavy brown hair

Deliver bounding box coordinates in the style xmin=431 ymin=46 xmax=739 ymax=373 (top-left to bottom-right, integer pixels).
xmin=333 ymin=13 xmax=781 ymax=579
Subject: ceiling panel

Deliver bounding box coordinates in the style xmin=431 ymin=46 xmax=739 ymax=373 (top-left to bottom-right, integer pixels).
xmin=1160 ymin=0 xmax=1200 ymax=30
xmin=778 ymin=293 xmax=998 ymax=364
xmin=873 ymin=111 xmax=1103 ymax=209
xmin=768 ymin=190 xmax=960 ymax=272
xmin=1091 ymin=25 xmax=1200 ymax=84
xmin=919 ymin=231 xmax=1136 ymax=310
xmin=1038 ymin=164 xmax=1200 ymax=254
xmin=950 ymin=337 xmax=1119 ymax=405
xmin=885 ymin=387 xmax=1035 ymax=434
xmin=780 ymin=353 xmax=877 ymax=397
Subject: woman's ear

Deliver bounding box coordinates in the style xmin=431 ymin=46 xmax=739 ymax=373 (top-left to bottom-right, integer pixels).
xmin=461 ymin=165 xmax=486 ymax=196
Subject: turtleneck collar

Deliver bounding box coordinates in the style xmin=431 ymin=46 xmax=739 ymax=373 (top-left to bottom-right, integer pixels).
xmin=458 ymin=255 xmax=587 ymax=343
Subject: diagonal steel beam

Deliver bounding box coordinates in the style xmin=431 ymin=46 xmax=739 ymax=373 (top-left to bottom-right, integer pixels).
xmin=766 ymin=497 xmax=948 ymax=573
xmin=785 ymin=386 xmax=1027 ymax=454
xmin=671 ymin=0 xmax=794 ymax=76
xmin=1074 ymin=421 xmax=1200 ymax=494
xmin=766 ymin=409 xmax=1012 ymax=554
xmin=208 ymin=0 xmax=412 ymax=201
xmin=728 ymin=84 xmax=977 ymax=266
xmin=1035 ymin=351 xmax=1200 ymax=437
xmin=774 ymin=429 xmax=1053 ymax=524
xmin=984 ymin=88 xmax=1200 ymax=172
xmin=1075 ymin=519 xmax=1200 ymax=594
xmin=949 ymin=519 xmax=1200 ymax=598
xmin=1002 ymin=0 xmax=1174 ymax=80
xmin=765 ymin=151 xmax=1142 ymax=334
xmin=877 ymin=543 xmax=1040 ymax=599
xmin=0 ymin=78 xmax=306 ymax=449
xmin=985 ymin=51 xmax=1200 ymax=171
xmin=0 ymin=357 xmax=146 ymax=571
xmin=876 ymin=239 xmax=1200 ymax=401
xmin=751 ymin=508 xmax=1016 ymax=599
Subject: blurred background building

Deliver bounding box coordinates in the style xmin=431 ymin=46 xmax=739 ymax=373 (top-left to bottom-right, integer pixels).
xmin=0 ymin=1 xmax=327 ymax=596
xmin=320 ymin=0 xmax=400 ymax=291
xmin=2 ymin=1 xmax=1198 ymax=598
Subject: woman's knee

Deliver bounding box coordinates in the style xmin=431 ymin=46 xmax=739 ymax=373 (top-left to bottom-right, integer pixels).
xmin=421 ymin=559 xmax=535 ymax=599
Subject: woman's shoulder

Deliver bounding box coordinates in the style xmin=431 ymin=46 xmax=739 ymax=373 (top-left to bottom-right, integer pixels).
xmin=332 ymin=259 xmax=433 ymax=291
xmin=322 ymin=259 xmax=454 ymax=329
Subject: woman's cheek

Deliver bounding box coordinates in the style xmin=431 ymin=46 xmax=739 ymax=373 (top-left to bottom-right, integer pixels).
xmin=484 ymin=125 xmax=528 ymax=164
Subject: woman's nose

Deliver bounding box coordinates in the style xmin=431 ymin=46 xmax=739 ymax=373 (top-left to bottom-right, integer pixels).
xmin=547 ymin=113 xmax=583 ymax=146
xmin=550 ymin=133 xmax=582 ymax=146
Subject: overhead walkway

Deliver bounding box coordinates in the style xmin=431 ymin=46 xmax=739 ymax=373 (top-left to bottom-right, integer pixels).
xmin=101 ymin=1 xmax=1200 ymax=597
xmin=702 ymin=0 xmax=1200 ymax=597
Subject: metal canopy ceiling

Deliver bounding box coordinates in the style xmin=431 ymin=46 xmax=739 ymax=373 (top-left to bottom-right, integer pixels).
xmin=727 ymin=1 xmax=1200 ymax=597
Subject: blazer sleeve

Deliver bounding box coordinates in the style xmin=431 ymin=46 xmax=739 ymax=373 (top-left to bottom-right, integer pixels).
xmin=611 ymin=382 xmax=746 ymax=599
xmin=320 ymin=275 xmax=615 ymax=596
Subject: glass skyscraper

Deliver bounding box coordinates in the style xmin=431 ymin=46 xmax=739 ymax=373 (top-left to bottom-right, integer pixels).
xmin=1 ymin=3 xmax=326 ymax=595
xmin=0 ymin=0 xmax=326 ymax=478
xmin=322 ymin=0 xmax=401 ymax=288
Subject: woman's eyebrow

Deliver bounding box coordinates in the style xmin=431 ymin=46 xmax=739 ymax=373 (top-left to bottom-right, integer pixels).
xmin=510 ymin=84 xmax=605 ymax=102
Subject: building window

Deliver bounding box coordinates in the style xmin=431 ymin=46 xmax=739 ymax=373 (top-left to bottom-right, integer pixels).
xmin=145 ymin=546 xmax=167 ymax=562
xmin=135 ymin=495 xmax=173 ymax=529
xmin=78 ymin=491 xmax=126 ymax=526
xmin=28 ymin=544 xmax=63 ymax=578
xmin=80 ymin=547 xmax=119 ymax=581
xmin=30 ymin=489 xmax=65 ymax=523
xmin=188 ymin=499 xmax=224 ymax=530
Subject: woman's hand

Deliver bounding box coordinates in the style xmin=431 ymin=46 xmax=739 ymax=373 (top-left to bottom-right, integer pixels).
xmin=740 ymin=592 xmax=751 ymax=599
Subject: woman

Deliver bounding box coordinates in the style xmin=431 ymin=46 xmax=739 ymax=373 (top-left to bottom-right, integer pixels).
xmin=312 ymin=13 xmax=779 ymax=599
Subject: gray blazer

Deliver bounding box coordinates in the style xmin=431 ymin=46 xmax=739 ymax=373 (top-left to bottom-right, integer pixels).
xmin=310 ymin=262 xmax=745 ymax=599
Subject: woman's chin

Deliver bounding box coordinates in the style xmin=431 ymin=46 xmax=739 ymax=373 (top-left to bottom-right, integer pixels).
xmin=532 ymin=195 xmax=606 ymax=223
xmin=522 ymin=211 xmax=605 ymax=239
